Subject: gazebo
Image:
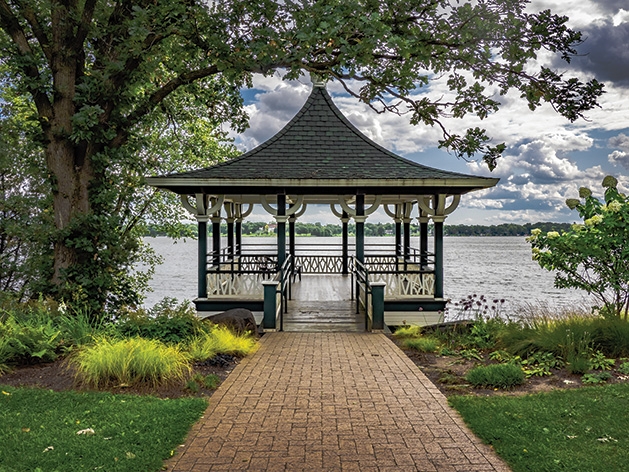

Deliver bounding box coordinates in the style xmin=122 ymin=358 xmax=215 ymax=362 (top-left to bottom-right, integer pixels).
xmin=146 ymin=79 xmax=499 ymax=331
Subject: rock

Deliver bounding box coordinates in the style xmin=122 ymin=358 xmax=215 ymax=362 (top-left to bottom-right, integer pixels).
xmin=206 ymin=308 xmax=258 ymax=336
xmin=420 ymin=319 xmax=475 ymax=334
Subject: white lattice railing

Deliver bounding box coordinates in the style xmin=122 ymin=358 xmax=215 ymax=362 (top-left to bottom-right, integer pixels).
xmin=295 ymin=255 xmax=343 ymax=273
xmin=364 ymin=255 xmax=398 ymax=272
xmin=370 ymin=272 xmax=435 ymax=298
xmin=206 ymin=272 xmax=264 ymax=298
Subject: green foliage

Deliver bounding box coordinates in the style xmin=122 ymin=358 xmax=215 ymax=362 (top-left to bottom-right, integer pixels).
xmin=186 ymin=325 xmax=258 ymax=362
xmin=588 ymin=350 xmax=615 ymax=371
xmin=393 ymin=325 xmax=423 ymax=338
xmin=114 ymin=298 xmax=204 ymax=344
xmin=0 ymin=311 xmax=61 ymax=367
xmin=186 ymin=373 xmax=221 ymax=393
xmin=589 ymin=317 xmax=629 ymax=358
xmin=530 ymin=176 xmax=629 ymax=318
xmin=450 ymin=384 xmax=629 ymax=472
xmin=581 ymin=372 xmax=612 ymax=384
xmin=72 ymin=337 xmax=191 ymax=388
xmin=567 ymin=355 xmax=590 ymax=375
xmin=465 ymin=363 xmax=525 ymax=389
xmin=0 ymin=385 xmax=207 ymax=472
xmin=520 ymin=352 xmax=564 ymax=378
xmin=403 ymin=337 xmax=439 ymax=353
xmin=0 ymin=0 xmax=604 ymax=309
xmin=459 ymin=348 xmax=484 ymax=361
xmin=617 ymin=361 xmax=629 ymax=375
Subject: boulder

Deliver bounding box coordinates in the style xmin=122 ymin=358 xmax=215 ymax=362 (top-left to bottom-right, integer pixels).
xmin=207 ymin=308 xmax=259 ymax=336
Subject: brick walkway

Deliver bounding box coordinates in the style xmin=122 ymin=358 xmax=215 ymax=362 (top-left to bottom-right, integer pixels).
xmin=166 ymin=333 xmax=510 ymax=471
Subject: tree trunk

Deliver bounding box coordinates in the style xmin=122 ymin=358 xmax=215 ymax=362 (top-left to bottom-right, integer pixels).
xmin=46 ymin=138 xmax=94 ymax=285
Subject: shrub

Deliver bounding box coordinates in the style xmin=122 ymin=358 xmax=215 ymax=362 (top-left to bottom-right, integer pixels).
xmin=114 ymin=298 xmax=204 ymax=344
xmin=466 ymin=363 xmax=525 ymax=389
xmin=529 ymin=176 xmax=629 ymax=318
xmin=403 ymin=337 xmax=439 ymax=353
xmin=72 ymin=337 xmax=191 ymax=387
xmin=187 ymin=325 xmax=258 ymax=362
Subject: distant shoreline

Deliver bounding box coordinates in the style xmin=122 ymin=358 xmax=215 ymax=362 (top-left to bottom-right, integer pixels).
xmin=146 ymin=221 xmax=573 ymax=239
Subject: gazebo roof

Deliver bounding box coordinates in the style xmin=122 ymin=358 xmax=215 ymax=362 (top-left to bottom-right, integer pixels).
xmin=146 ymin=84 xmax=498 ymax=203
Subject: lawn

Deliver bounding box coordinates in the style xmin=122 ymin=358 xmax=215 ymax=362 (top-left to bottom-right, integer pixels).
xmin=450 ymin=383 xmax=629 ymax=472
xmin=0 ymin=385 xmax=207 ymax=472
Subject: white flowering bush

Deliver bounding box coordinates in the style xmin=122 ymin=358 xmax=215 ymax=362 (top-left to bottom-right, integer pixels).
xmin=528 ymin=176 xmax=629 ymax=318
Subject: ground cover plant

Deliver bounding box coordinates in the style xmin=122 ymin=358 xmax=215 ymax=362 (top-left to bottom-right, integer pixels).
xmin=0 ymin=385 xmax=207 ymax=472
xmin=394 ymin=296 xmax=629 ymax=394
xmin=449 ymin=383 xmax=629 ymax=472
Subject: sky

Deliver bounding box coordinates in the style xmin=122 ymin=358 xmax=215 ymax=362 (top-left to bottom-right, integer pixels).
xmin=231 ymin=0 xmax=629 ymax=226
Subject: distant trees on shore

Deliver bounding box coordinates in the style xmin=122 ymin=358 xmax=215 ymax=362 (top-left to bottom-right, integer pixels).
xmin=146 ymin=221 xmax=574 ymax=238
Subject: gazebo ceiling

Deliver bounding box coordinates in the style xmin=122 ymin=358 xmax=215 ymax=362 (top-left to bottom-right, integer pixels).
xmin=146 ymin=84 xmax=499 ymax=204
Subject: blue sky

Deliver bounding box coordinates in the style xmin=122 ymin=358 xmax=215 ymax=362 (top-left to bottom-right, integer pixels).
xmin=231 ymin=0 xmax=629 ymax=225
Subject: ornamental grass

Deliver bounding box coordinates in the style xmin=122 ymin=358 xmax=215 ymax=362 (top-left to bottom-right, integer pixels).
xmin=72 ymin=337 xmax=191 ymax=388
xmin=187 ymin=325 xmax=258 ymax=362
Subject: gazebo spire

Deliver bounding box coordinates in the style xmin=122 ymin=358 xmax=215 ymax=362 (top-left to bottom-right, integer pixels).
xmin=309 ymin=71 xmax=327 ymax=88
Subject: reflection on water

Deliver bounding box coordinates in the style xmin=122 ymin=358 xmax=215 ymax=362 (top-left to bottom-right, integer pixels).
xmin=143 ymin=236 xmax=590 ymax=311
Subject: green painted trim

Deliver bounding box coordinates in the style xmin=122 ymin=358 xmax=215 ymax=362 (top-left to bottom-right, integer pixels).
xmin=384 ymin=300 xmax=447 ymax=312
xmin=194 ymin=299 xmax=264 ymax=312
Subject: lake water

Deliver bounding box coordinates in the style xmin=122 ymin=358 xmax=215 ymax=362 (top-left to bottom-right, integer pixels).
xmin=143 ymin=236 xmax=591 ymax=313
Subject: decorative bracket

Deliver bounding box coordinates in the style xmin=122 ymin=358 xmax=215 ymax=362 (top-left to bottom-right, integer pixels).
xmin=338 ymin=195 xmax=382 ymax=217
xmin=417 ymin=195 xmax=461 ymax=222
xmin=260 ymin=195 xmax=305 ymax=217
xmin=180 ymin=194 xmax=224 ymax=222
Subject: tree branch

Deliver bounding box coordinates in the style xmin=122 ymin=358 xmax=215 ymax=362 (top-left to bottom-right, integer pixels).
xmin=0 ymin=0 xmax=54 ymax=124
xmin=75 ymin=0 xmax=98 ymax=47
xmin=110 ymin=65 xmax=221 ymax=148
xmin=15 ymin=0 xmax=52 ymax=62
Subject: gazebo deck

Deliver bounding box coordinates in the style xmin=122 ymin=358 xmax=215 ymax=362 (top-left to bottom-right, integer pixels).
xmin=243 ymin=272 xmax=445 ymax=331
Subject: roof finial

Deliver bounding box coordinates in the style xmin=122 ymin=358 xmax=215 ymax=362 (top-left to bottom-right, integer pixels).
xmin=309 ymin=71 xmax=327 ymax=88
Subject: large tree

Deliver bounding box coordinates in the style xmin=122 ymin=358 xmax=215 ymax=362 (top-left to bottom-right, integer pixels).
xmin=0 ymin=0 xmax=603 ymax=311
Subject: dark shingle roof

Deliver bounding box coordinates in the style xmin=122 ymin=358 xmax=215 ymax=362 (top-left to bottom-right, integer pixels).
xmin=162 ymin=86 xmax=483 ymax=181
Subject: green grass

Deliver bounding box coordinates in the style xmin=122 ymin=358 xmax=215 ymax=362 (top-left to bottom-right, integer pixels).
xmin=72 ymin=337 xmax=191 ymax=388
xmin=450 ymin=383 xmax=629 ymax=472
xmin=402 ymin=336 xmax=440 ymax=353
xmin=0 ymin=385 xmax=207 ymax=472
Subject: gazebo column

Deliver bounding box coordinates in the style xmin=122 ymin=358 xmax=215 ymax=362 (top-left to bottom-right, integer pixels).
xmin=179 ymin=194 xmax=225 ymax=299
xmin=234 ymin=203 xmax=253 ymax=258
xmin=433 ymin=215 xmax=444 ymax=299
xmin=224 ymin=203 xmax=235 ymax=260
xmin=342 ymin=212 xmax=350 ymax=275
xmin=211 ymin=211 xmax=222 ymax=268
xmin=417 ymin=194 xmax=461 ymax=300
xmin=289 ymin=215 xmax=296 ymax=260
xmin=276 ymin=194 xmax=287 ymax=267
xmin=355 ymin=194 xmax=365 ymax=264
xmin=418 ymin=211 xmax=429 ymax=269
xmin=197 ymin=216 xmax=208 ymax=299
xmin=235 ymin=216 xmax=242 ymax=257
xmin=395 ymin=204 xmax=402 ymax=258
xmin=403 ymin=203 xmax=412 ymax=262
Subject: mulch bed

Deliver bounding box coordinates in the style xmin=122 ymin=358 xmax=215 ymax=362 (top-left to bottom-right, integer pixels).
xmin=0 ymin=356 xmax=239 ymax=399
xmin=1 ymin=336 xmax=622 ymax=399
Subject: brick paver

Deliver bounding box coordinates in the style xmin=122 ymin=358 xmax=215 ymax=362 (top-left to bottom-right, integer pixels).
xmin=166 ymin=333 xmax=510 ymax=471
